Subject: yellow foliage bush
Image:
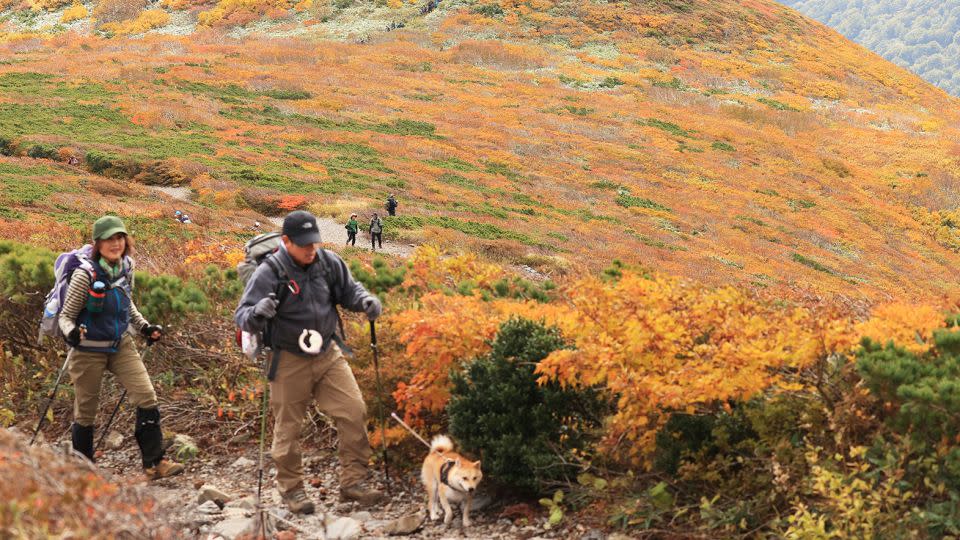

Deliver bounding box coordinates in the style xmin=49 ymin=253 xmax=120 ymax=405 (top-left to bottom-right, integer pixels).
xmin=99 ymin=8 xmax=169 ymax=35
xmin=60 ymin=2 xmax=88 ymax=22
xmin=854 ymin=302 xmax=946 ymax=354
xmin=197 ymin=0 xmax=295 ymax=26
xmin=782 ymin=446 xmax=913 ymax=539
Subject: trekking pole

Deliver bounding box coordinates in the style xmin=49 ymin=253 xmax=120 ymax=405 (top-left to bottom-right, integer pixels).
xmin=256 ymin=292 xmax=278 ymax=538
xmin=256 ymin=344 xmax=271 ymax=538
xmin=369 ymin=320 xmax=390 ymax=488
xmin=95 ymin=340 xmax=154 ymax=453
xmin=30 ymin=324 xmax=86 ymax=446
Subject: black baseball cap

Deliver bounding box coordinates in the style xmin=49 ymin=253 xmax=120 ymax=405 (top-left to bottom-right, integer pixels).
xmin=282 ymin=210 xmax=322 ymax=246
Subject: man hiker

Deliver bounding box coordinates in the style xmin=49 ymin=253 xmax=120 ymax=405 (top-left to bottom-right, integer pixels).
xmin=234 ymin=210 xmax=385 ymax=514
xmin=345 ymin=213 xmax=358 ymax=246
xmin=385 ymin=195 xmax=398 ymax=216
xmin=369 ymin=213 xmax=383 ymax=251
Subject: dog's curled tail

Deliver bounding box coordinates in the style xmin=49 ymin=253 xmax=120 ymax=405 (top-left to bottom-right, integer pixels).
xmin=430 ymin=434 xmax=454 ymax=454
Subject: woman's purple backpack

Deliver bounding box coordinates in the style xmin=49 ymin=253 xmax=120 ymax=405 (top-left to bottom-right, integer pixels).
xmin=37 ymin=245 xmax=95 ymax=345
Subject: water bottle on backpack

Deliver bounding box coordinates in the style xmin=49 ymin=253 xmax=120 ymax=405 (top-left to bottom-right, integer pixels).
xmin=86 ymin=281 xmax=107 ymax=313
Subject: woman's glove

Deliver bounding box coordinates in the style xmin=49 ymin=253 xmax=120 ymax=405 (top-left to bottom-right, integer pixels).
xmin=65 ymin=326 xmax=81 ymax=347
xmin=141 ymin=324 xmax=163 ymax=344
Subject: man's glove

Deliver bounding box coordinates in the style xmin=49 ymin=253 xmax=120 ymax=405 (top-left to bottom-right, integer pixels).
xmin=362 ymin=296 xmax=382 ymax=321
xmin=253 ymin=296 xmax=279 ymax=319
xmin=65 ymin=327 xmax=81 ymax=347
xmin=141 ymin=324 xmax=163 ymax=344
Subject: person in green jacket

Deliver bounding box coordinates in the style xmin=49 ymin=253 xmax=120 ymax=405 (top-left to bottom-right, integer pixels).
xmin=345 ymin=213 xmax=358 ymax=246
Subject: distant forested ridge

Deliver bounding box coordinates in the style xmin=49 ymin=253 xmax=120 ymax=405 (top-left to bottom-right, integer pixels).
xmin=780 ymin=0 xmax=960 ymax=95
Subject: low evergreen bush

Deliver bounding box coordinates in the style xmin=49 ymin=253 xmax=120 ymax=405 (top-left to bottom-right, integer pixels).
xmin=447 ymin=317 xmax=609 ymax=494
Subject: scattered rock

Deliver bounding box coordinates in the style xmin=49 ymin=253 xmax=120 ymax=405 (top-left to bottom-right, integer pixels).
xmin=225 ymin=496 xmax=256 ymax=511
xmin=231 ymin=456 xmax=255 ymax=469
xmin=325 ymin=516 xmax=362 ymax=540
xmin=310 ymin=477 xmax=323 ymax=488
xmin=211 ymin=517 xmax=255 ymax=540
xmin=104 ymin=430 xmax=123 ymax=450
xmin=348 ymin=510 xmax=373 ymax=523
xmin=168 ymin=433 xmax=199 ymax=461
xmin=607 ymin=534 xmax=636 ymax=540
xmin=276 ymin=531 xmax=297 ymax=540
xmin=228 ymin=432 xmax=253 ymax=445
xmin=380 ymin=511 xmax=425 ymax=535
xmin=198 ymin=484 xmax=231 ymax=508
xmin=581 ymin=529 xmax=605 ymax=540
xmin=197 ymin=500 xmax=222 ymax=515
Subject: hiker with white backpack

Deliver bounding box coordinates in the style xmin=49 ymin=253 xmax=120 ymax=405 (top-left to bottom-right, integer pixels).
xmin=43 ymin=215 xmax=183 ymax=480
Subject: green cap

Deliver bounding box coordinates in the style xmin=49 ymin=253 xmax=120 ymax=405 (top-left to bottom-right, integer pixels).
xmin=92 ymin=215 xmax=128 ymax=241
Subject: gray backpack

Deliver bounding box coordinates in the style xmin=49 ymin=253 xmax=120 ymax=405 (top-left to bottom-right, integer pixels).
xmin=237 ymin=232 xmax=282 ymax=285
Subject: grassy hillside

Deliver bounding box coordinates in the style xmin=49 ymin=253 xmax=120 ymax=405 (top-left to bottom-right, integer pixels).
xmin=1 ymin=0 xmax=958 ymax=304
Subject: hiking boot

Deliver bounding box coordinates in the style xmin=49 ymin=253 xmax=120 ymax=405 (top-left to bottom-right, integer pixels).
xmin=144 ymin=459 xmax=184 ymax=481
xmin=281 ymin=489 xmax=315 ymax=515
xmin=339 ymin=484 xmax=386 ymax=507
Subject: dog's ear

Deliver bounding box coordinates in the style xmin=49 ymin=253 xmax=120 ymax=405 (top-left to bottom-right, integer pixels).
xmin=474 ymin=460 xmax=481 ymax=468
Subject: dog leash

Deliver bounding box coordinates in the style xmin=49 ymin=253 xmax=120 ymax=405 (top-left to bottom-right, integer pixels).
xmin=390 ymin=412 xmax=432 ymax=449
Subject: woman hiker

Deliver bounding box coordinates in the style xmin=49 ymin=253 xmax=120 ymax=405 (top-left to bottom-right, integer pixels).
xmin=345 ymin=213 xmax=358 ymax=246
xmin=369 ymin=212 xmax=383 ymax=251
xmin=58 ymin=215 xmax=184 ymax=480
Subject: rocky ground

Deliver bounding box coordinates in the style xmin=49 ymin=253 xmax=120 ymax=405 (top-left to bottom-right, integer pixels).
xmin=39 ymin=428 xmax=619 ymax=540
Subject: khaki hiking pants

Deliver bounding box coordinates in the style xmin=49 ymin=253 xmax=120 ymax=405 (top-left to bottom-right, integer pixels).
xmin=270 ymin=345 xmax=372 ymax=496
xmin=68 ymin=334 xmax=158 ymax=427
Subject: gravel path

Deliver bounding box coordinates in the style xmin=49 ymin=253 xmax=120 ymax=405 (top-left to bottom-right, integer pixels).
xmin=149 ymin=185 xmax=194 ymax=202
xmin=267 ymin=217 xmax=415 ymax=258
xmin=87 ymin=434 xmax=584 ymax=540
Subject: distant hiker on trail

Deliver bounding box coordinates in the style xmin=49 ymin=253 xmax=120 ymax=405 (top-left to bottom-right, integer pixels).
xmin=345 ymin=213 xmax=358 ymax=246
xmin=234 ymin=210 xmax=385 ymax=514
xmin=385 ymin=194 xmax=398 ymax=216
xmin=173 ymin=210 xmax=191 ymax=224
xmin=369 ymin=212 xmax=383 ymax=251
xmin=58 ymin=216 xmax=184 ymax=480
xmin=253 ymin=221 xmax=262 ymax=230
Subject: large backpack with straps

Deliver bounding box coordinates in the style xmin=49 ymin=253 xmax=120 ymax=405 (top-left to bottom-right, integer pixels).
xmin=236 ymin=232 xmax=347 ymax=358
xmin=37 ymin=245 xmax=97 ymax=345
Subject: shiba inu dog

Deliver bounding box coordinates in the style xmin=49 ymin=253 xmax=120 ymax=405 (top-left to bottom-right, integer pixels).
xmin=421 ymin=435 xmax=483 ymax=527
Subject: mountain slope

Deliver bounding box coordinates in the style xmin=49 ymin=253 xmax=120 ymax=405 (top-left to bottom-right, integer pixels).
xmin=779 ymin=0 xmax=960 ymax=96
xmin=0 ymin=0 xmax=957 ymax=304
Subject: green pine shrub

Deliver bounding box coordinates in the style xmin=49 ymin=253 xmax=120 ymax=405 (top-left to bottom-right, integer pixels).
xmin=0 ymin=240 xmax=55 ymax=302
xmin=133 ymin=272 xmax=209 ymax=322
xmin=447 ymin=317 xmax=609 ymax=494
xmin=857 ymin=328 xmax=960 ymax=449
xmin=348 ymin=256 xmax=406 ymax=295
